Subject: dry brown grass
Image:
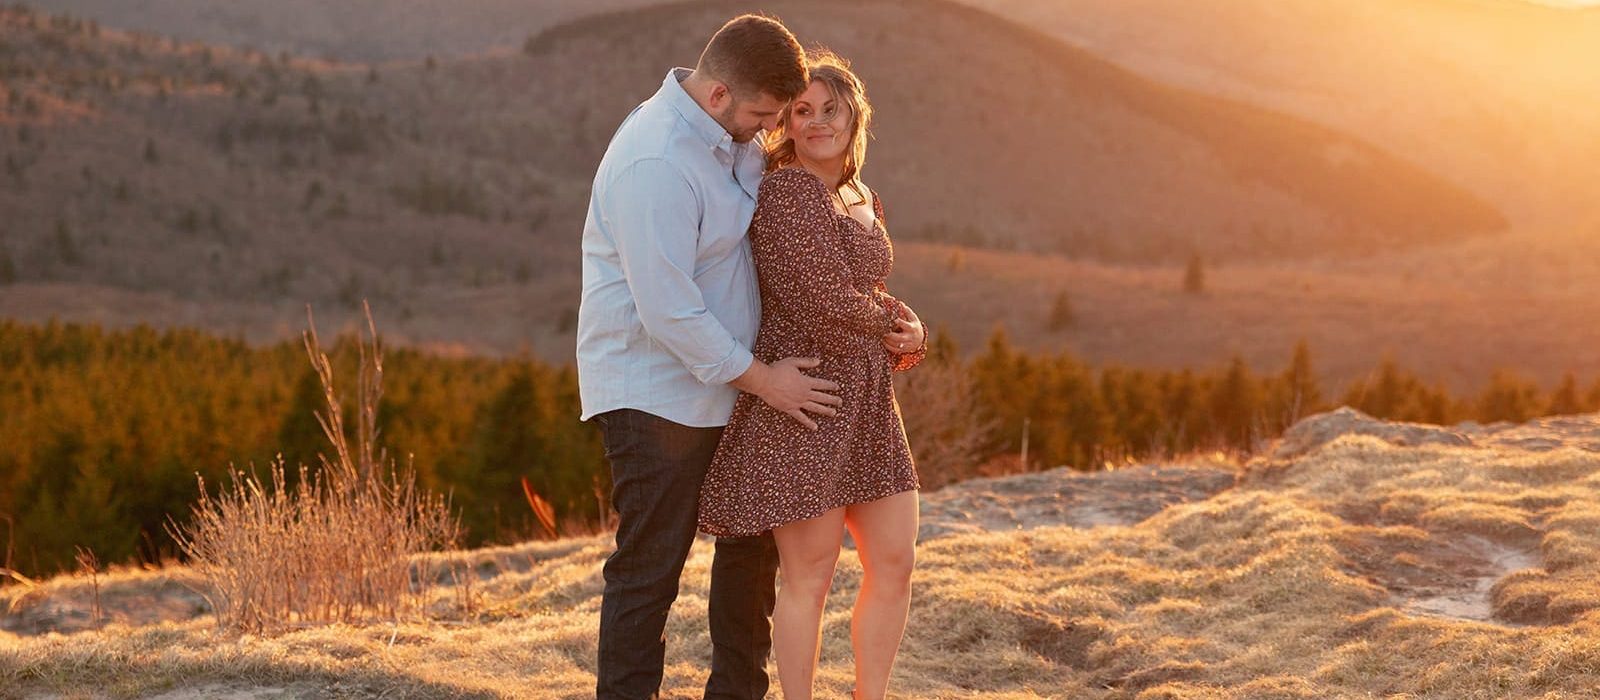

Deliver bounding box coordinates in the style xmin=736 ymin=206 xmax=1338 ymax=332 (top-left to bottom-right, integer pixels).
xmin=165 ymin=304 xmax=459 ymax=633
xmin=5 ymin=410 xmax=1600 ymax=698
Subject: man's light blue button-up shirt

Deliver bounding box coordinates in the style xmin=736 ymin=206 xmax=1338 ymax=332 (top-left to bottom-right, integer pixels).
xmin=576 ymin=68 xmax=766 ymax=428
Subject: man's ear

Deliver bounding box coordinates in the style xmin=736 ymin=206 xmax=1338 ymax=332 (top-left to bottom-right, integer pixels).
xmin=707 ymin=82 xmax=731 ymax=110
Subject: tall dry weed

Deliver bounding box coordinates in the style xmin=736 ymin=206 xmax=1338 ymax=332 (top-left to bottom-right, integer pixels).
xmin=167 ymin=303 xmax=459 ymax=632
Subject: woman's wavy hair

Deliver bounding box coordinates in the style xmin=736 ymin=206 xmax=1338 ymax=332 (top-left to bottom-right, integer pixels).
xmin=763 ymin=49 xmax=873 ymax=207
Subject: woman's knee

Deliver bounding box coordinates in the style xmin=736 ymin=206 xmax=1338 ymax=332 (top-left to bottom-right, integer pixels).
xmin=864 ymin=544 xmax=915 ymax=591
xmin=779 ymin=550 xmax=840 ymax=605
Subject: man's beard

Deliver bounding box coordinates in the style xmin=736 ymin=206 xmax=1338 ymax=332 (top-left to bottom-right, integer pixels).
xmin=718 ymin=102 xmax=760 ymax=143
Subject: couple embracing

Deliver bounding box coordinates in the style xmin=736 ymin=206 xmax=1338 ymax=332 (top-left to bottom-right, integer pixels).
xmin=576 ymin=12 xmax=927 ymax=700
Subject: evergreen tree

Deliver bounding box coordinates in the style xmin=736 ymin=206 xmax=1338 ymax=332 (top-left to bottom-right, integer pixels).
xmin=1416 ymin=383 xmax=1457 ymax=426
xmin=970 ymin=325 xmax=1023 ymax=456
xmin=1344 ymin=357 xmax=1414 ymax=420
xmin=1047 ymin=290 xmax=1075 ymax=332
xmin=54 ymin=219 xmax=80 ymax=266
xmin=304 ymin=179 xmax=324 ymax=211
xmin=1273 ymin=339 xmax=1322 ymax=428
xmin=1209 ymin=356 xmax=1260 ymax=450
xmin=926 ymin=324 xmax=959 ymax=367
xmin=460 ymin=365 xmax=548 ymax=542
xmin=1477 ymin=370 xmax=1541 ymax=424
xmin=1586 ymin=379 xmax=1600 ymax=414
xmin=1103 ymin=366 xmax=1162 ymax=460
xmin=275 ymin=366 xmax=342 ymax=480
xmin=1183 ymin=253 xmax=1206 ymax=294
xmin=1156 ymin=369 xmax=1201 ymax=455
xmin=1547 ymin=372 xmax=1583 ymax=416
xmin=0 ymin=244 xmax=16 ymax=285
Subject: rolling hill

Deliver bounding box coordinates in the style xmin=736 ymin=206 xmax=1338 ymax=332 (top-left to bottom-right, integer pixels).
xmin=953 ymin=0 xmax=1600 ymax=230
xmin=5 ymin=0 xmax=655 ymax=62
xmin=517 ymin=0 xmax=1506 ymax=260
xmin=9 ymin=0 xmax=1595 ymax=390
xmin=0 ymin=0 xmax=1505 ymax=287
xmin=33 ymin=0 xmax=1599 ymax=233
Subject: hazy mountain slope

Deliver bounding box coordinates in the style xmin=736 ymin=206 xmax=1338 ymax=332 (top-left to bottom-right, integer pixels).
xmin=0 ymin=6 xmax=586 ymax=357
xmin=515 ymin=0 xmax=1506 ymax=260
xmin=13 ymin=0 xmax=662 ymax=62
xmin=952 ymin=0 xmax=1600 ymax=229
xmin=6 ymin=0 xmax=1510 ymax=270
xmin=32 ymin=0 xmax=1596 ymax=232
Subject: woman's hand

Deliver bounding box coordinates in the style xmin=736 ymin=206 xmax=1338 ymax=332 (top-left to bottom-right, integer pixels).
xmin=881 ymin=303 xmax=924 ymax=355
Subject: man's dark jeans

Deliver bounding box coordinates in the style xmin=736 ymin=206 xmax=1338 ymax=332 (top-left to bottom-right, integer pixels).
xmin=594 ymin=408 xmax=779 ymax=700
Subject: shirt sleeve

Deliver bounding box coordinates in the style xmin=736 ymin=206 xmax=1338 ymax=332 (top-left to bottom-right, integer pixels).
xmin=601 ymin=157 xmax=754 ymax=386
xmin=749 ymin=169 xmax=898 ymax=351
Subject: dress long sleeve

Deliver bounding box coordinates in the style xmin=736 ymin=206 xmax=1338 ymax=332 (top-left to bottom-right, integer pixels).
xmin=748 ymin=168 xmax=898 ymax=353
xmin=866 ymin=191 xmax=926 ymax=372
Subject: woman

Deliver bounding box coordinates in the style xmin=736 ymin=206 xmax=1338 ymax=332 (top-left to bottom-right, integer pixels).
xmin=698 ymin=51 xmax=926 ymax=700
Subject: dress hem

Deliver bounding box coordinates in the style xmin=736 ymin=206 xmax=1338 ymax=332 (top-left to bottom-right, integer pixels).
xmin=698 ymin=483 xmax=920 ymax=539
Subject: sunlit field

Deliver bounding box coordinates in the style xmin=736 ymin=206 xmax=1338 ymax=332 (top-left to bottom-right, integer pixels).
xmin=6 ymin=409 xmax=1600 ymax=698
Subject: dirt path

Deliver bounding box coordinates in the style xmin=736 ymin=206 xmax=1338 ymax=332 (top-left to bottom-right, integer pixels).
xmin=1399 ymin=535 xmax=1541 ymax=623
xmin=917 ymin=461 xmax=1239 ymax=541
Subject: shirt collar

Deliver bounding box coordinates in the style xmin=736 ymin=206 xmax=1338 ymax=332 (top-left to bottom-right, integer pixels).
xmin=662 ymin=67 xmax=739 ymax=155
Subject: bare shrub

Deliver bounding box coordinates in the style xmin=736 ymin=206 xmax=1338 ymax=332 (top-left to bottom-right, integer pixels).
xmin=168 ymin=303 xmax=459 ymax=632
xmin=895 ymin=359 xmax=995 ymax=490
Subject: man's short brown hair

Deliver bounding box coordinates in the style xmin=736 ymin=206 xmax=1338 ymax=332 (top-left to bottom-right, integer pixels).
xmin=695 ymin=14 xmax=808 ymax=101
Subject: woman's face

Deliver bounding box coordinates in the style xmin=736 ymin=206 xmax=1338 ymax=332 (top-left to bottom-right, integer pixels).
xmin=788 ymin=80 xmax=853 ymax=164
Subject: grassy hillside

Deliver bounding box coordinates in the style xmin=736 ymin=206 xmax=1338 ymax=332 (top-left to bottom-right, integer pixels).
xmin=0 ymin=4 xmax=584 ymax=356
xmin=4 ymin=408 xmax=1600 ymax=697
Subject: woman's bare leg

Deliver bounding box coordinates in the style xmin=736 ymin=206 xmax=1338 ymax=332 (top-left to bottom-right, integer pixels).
xmin=771 ymin=507 xmax=847 ymax=700
xmin=843 ymin=490 xmax=919 ymax=700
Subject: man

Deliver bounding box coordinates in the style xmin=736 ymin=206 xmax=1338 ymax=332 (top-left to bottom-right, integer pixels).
xmin=576 ymin=14 xmax=842 ymax=700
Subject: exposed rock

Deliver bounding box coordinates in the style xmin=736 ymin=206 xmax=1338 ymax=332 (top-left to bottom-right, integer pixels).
xmin=1271 ymin=407 xmax=1473 ymax=460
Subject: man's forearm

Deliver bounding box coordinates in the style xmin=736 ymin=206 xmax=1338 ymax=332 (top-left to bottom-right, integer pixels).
xmin=729 ymin=358 xmax=771 ymax=396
